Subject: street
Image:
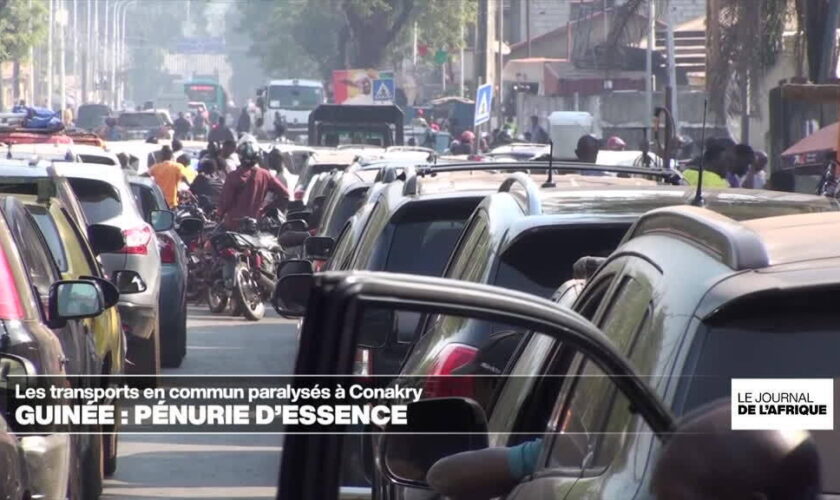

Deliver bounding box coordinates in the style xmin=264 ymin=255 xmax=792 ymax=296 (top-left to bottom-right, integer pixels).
xmin=102 ymin=307 xmax=298 ymax=499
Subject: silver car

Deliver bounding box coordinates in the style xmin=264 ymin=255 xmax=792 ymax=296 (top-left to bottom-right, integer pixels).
xmin=54 ymin=163 xmax=171 ymax=380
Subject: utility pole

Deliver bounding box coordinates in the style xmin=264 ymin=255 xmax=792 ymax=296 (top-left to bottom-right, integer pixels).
xmin=645 ymin=0 xmax=655 ymax=136
xmin=27 ymin=0 xmax=34 ymax=104
xmin=525 ymin=0 xmax=531 ymax=58
xmin=58 ymin=6 xmax=67 ymax=115
xmin=498 ymin=0 xmax=504 ymax=126
xmin=664 ymin=0 xmax=679 ymax=134
xmin=47 ymin=0 xmax=54 ymax=109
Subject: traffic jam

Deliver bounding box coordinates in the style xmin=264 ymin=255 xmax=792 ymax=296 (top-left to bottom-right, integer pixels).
xmin=2 ymin=0 xmax=840 ymax=498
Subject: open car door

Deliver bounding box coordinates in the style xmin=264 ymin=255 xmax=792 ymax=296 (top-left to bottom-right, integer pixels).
xmin=275 ymin=271 xmax=675 ymax=500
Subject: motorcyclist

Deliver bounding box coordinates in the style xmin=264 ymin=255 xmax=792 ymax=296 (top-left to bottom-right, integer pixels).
xmin=217 ymin=139 xmax=289 ymax=230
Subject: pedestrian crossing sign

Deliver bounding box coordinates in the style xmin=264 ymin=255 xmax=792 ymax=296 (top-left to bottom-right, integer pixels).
xmin=474 ymin=83 xmax=493 ymax=126
xmin=373 ymin=79 xmax=395 ymax=103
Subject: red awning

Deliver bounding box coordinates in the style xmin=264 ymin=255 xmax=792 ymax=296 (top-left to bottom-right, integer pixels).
xmin=782 ymin=122 xmax=838 ymax=157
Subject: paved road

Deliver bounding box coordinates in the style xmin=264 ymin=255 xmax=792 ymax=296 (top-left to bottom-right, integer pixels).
xmin=102 ymin=306 xmax=299 ymax=499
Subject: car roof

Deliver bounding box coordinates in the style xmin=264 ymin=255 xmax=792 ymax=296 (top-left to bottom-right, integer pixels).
xmin=0 ymin=160 xmax=51 ymax=177
xmin=742 ymin=211 xmax=840 ymax=266
xmin=311 ymin=150 xmax=359 ymax=165
xmin=52 ymin=162 xmax=129 ymax=183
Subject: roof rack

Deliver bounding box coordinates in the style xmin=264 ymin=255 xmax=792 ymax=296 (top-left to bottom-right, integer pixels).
xmin=374 ymin=164 xmax=406 ymax=183
xmin=402 ymin=166 xmax=420 ymax=196
xmin=622 ymin=206 xmax=769 ymax=270
xmin=414 ymin=161 xmax=683 ymax=184
xmin=498 ymin=172 xmax=542 ymax=215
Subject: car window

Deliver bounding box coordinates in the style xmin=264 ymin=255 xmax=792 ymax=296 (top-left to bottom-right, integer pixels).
xmin=68 ymin=178 xmax=123 ymax=224
xmin=545 ymin=277 xmax=652 ymax=473
xmin=384 ymin=218 xmax=466 ymax=276
xmin=445 ymin=213 xmax=488 ymax=279
xmin=325 ymin=188 xmax=367 ymax=237
xmin=326 ymin=222 xmax=356 ymax=271
xmin=27 ymin=205 xmax=68 ymax=273
xmin=59 ymin=208 xmax=99 ymax=275
xmin=494 ymin=225 xmax=628 ymax=299
xmin=131 ymin=183 xmax=160 ymax=222
xmin=6 ymin=202 xmax=60 ymax=301
xmin=349 ymin=201 xmax=390 ymax=269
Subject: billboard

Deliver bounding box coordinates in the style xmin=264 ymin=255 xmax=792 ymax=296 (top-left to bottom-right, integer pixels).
xmin=332 ymin=69 xmax=394 ymax=105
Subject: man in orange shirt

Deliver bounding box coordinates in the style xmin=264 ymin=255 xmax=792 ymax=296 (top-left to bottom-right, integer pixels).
xmin=148 ymin=146 xmax=189 ymax=207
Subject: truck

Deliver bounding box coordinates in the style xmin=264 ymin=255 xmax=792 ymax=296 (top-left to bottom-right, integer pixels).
xmin=259 ymin=79 xmax=326 ymax=140
xmin=548 ymin=111 xmax=596 ymax=159
xmin=307 ymin=104 xmax=404 ymax=147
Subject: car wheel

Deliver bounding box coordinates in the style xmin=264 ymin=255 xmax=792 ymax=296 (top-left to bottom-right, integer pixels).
xmin=103 ymin=422 xmax=118 ymax=477
xmin=206 ymin=280 xmax=229 ymax=313
xmin=162 ymin=309 xmax=187 ymax=368
xmin=234 ymin=264 xmax=265 ymax=321
xmin=82 ymin=427 xmax=104 ymax=497
xmin=131 ymin=323 xmax=161 ymax=388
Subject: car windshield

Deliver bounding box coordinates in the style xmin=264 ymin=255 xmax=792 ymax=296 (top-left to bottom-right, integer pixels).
xmin=67 ymin=178 xmax=122 ymax=224
xmin=117 ymin=113 xmax=163 ymax=128
xmin=268 ymin=85 xmax=323 ymax=110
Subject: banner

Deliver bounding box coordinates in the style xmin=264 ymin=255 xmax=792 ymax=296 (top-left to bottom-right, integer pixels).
xmin=332 ymin=69 xmax=394 ymax=105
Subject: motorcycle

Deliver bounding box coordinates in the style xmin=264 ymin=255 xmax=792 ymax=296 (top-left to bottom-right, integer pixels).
xmin=176 ymin=193 xmax=217 ymax=304
xmin=206 ymin=214 xmax=284 ymax=321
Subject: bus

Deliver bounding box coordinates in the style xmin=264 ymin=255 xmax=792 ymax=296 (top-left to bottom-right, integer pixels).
xmin=184 ymin=79 xmax=229 ymax=118
xmin=260 ymin=79 xmax=325 ymax=139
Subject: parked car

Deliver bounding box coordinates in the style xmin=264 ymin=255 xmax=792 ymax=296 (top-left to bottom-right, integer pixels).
xmin=116 ymin=110 xmax=174 ymax=141
xmin=128 ymin=175 xmax=189 ymax=367
xmin=0 ymin=194 xmax=110 ymax=499
xmin=293 ymin=149 xmax=358 ymax=203
xmin=56 ymin=163 xmax=170 ymax=382
xmin=75 ymin=104 xmax=112 ymax=132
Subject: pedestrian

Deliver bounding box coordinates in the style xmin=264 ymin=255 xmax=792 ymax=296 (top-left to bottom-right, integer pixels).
xmin=62 ymin=105 xmax=74 ymax=128
xmin=192 ymin=111 xmax=208 ymax=140
xmin=147 ymin=145 xmax=190 ymax=208
xmin=503 ymin=116 xmax=517 ymax=138
xmin=173 ymin=112 xmax=192 ymax=141
xmin=527 ymin=115 xmax=549 ymax=144
xmin=209 ymin=106 xmax=221 ymax=125
xmin=208 ymin=115 xmax=236 ymax=144
xmin=218 ymin=140 xmax=290 ymax=230
xmin=574 ymin=134 xmax=601 ymax=163
xmin=722 ymin=143 xmax=754 ymax=188
xmin=682 ymin=139 xmax=730 ymax=188
xmin=236 ymin=106 xmax=251 ymax=136
xmin=219 ymin=139 xmax=239 ymax=174
xmin=273 ymin=112 xmax=286 ymax=140
xmin=101 ymin=117 xmax=122 ymax=141
xmin=190 ymin=158 xmax=224 ymax=210
xmin=742 ymin=150 xmax=768 ymax=189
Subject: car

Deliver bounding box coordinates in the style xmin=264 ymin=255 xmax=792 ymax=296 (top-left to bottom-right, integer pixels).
xmin=75 ymin=104 xmax=112 ymax=132
xmin=293 ymin=149 xmax=359 ymax=203
xmin=116 ymin=110 xmax=174 ymax=141
xmin=17 ymin=191 xmax=126 ymax=478
xmin=397 ymin=180 xmax=840 ymax=409
xmin=310 ymin=168 xmax=379 ymax=239
xmin=0 ymin=194 xmax=111 ymax=499
xmin=65 ymin=144 xmax=122 ymax=167
xmin=128 ymin=175 xmax=189 ymax=367
xmin=0 ymin=411 xmax=26 ymax=499
xmin=3 ymin=142 xmax=80 ymax=163
xmin=273 ymin=271 xmax=757 ymax=500
xmin=56 ymin=163 xmax=171 ymax=382
xmin=484 ymin=142 xmax=550 ymax=161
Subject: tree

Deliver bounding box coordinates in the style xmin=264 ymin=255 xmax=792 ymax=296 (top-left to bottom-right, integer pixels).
xmin=0 ymin=0 xmax=47 ymax=108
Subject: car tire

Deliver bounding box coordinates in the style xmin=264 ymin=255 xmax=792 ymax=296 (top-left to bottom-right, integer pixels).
xmin=131 ymin=323 xmax=161 ymax=388
xmin=162 ymin=308 xmax=187 ymax=368
xmin=82 ymin=427 xmax=104 ymax=498
xmin=103 ymin=422 xmax=118 ymax=477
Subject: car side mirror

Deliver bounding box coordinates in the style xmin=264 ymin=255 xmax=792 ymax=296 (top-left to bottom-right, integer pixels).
xmin=111 ymin=270 xmax=147 ymax=294
xmin=287 ymin=200 xmax=305 ymax=212
xmin=79 ymin=275 xmax=120 ymax=309
xmin=271 ymin=274 xmax=313 ymax=317
xmin=304 ymin=236 xmax=334 ymax=260
xmin=87 ymin=224 xmax=125 ymax=255
xmin=150 ymin=210 xmax=175 ymax=232
xmin=177 ymin=217 xmax=204 ymax=238
xmin=277 ymin=259 xmax=313 ymax=280
xmin=573 ymin=256 xmax=606 ymax=280
xmin=381 ymin=398 xmax=489 ymax=486
xmin=0 ymin=353 xmax=34 ymax=391
xmin=48 ymin=280 xmax=105 ymax=326
xmin=279 ymin=219 xmax=308 ymax=235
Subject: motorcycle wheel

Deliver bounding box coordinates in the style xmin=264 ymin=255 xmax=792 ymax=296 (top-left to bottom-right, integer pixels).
xmin=206 ymin=280 xmax=229 ymax=313
xmin=233 ymin=264 xmax=265 ymax=321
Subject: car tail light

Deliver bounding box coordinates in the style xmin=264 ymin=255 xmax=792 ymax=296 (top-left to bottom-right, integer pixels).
xmin=353 ymin=348 xmax=372 ymax=377
xmin=117 ymin=226 xmax=153 ymax=255
xmin=159 ymin=235 xmax=177 ymax=264
xmin=423 ymin=343 xmax=478 ymax=398
xmin=0 ymin=243 xmax=23 ymax=319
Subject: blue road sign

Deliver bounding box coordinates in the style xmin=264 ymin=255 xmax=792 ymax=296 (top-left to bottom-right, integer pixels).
xmin=372 ymin=79 xmax=395 ymax=103
xmin=474 ymin=83 xmax=493 ymax=126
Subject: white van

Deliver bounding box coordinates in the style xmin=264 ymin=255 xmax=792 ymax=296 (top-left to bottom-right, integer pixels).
xmin=548 ymin=111 xmax=595 ymax=159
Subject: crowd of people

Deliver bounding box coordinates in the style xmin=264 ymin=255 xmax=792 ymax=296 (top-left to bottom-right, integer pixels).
xmin=144 ymin=133 xmax=290 ymax=231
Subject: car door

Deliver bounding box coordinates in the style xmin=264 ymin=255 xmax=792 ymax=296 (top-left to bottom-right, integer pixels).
xmin=276 ymin=271 xmax=675 ymax=500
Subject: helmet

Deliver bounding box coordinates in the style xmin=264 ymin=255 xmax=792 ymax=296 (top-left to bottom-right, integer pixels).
xmin=606 ymin=136 xmax=626 ymax=151
xmin=460 ymin=130 xmax=475 ymax=143
xmin=236 ymin=138 xmax=260 ymax=167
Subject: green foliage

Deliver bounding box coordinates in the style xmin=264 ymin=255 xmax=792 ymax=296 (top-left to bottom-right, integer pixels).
xmin=0 ymin=0 xmax=47 ymax=62
xmin=241 ymin=0 xmax=476 ymax=78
